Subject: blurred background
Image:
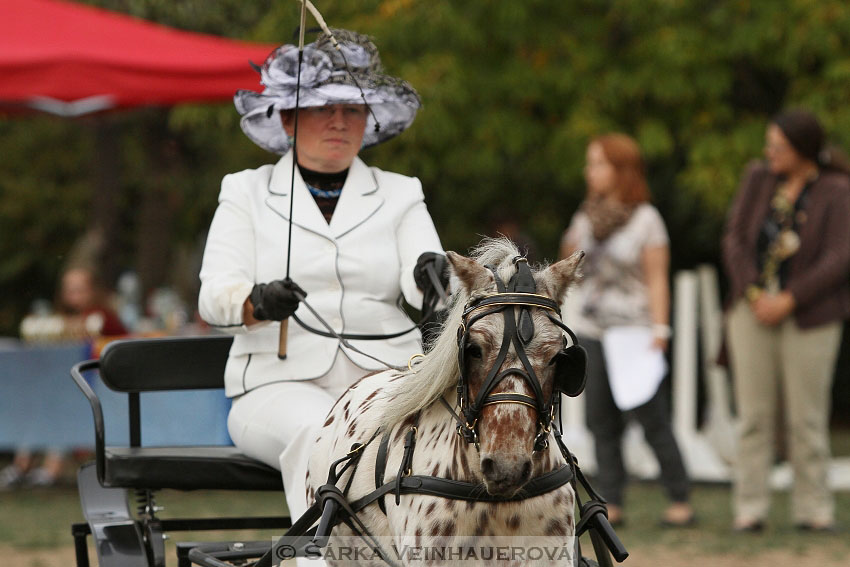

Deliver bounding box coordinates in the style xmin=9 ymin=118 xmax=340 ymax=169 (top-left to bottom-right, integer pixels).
xmin=2 ymin=0 xmax=847 ymax=411
xmin=2 ymin=1 xmax=850 ymax=565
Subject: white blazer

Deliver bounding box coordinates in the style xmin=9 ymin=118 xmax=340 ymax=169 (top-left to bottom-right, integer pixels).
xmin=199 ymin=152 xmax=444 ymax=397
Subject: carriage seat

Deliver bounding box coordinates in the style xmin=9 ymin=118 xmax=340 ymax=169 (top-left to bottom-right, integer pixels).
xmin=71 ymin=335 xmax=283 ymax=492
xmin=102 ymin=446 xmax=281 ymax=491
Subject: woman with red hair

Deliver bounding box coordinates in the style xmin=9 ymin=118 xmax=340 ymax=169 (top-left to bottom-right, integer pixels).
xmin=560 ymin=133 xmax=693 ymax=527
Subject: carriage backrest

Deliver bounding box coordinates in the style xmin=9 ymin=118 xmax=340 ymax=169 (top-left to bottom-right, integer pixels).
xmin=98 ymin=335 xmax=233 ymax=393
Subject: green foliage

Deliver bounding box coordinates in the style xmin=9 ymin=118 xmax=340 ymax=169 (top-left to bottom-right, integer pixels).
xmin=3 ymin=0 xmax=850 ymax=334
xmin=0 ymin=118 xmax=94 ymax=331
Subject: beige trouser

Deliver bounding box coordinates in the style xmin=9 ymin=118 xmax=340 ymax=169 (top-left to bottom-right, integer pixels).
xmin=727 ymin=299 xmax=842 ymax=525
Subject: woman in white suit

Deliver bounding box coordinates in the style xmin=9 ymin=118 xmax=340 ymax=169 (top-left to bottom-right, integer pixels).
xmin=198 ymin=29 xmax=445 ymax=527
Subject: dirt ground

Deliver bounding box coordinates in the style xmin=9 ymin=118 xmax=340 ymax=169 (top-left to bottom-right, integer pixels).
xmin=622 ymin=546 xmax=849 ymax=567
xmin=6 ymin=544 xmax=849 ymax=567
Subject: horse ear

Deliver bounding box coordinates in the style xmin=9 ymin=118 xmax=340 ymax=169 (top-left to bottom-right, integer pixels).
xmin=540 ymin=250 xmax=585 ymax=302
xmin=446 ymin=251 xmax=493 ymax=293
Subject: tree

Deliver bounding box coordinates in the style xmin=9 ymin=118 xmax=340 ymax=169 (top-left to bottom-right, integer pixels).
xmin=4 ymin=0 xmax=850 ymax=335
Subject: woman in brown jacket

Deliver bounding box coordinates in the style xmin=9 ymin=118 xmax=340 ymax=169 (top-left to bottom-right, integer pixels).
xmin=722 ymin=109 xmax=850 ymax=532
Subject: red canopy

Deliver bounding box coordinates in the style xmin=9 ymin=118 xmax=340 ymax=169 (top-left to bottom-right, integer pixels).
xmin=1 ymin=0 xmax=277 ymax=115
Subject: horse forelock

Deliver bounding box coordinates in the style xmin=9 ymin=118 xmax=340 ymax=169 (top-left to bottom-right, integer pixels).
xmin=379 ymin=238 xmax=525 ymax=429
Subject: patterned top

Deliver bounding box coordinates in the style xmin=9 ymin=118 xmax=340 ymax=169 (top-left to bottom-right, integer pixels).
xmin=562 ymin=203 xmax=669 ymax=338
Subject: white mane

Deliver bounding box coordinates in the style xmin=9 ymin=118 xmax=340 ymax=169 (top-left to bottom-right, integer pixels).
xmin=380 ymin=237 xmax=526 ymax=429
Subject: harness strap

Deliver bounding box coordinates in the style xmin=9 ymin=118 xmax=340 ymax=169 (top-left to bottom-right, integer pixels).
xmin=313 ymin=483 xmax=402 ymax=567
xmin=553 ymin=427 xmax=629 ymax=565
xmin=395 ymin=427 xmax=417 ymax=505
xmin=349 ymin=463 xmax=575 ymax=514
xmin=374 ymin=430 xmax=391 ymax=516
xmin=439 ymin=396 xmax=478 ymax=445
xmin=254 ymin=505 xmax=322 ymax=567
xmin=469 ymin=299 xmax=548 ymax=421
xmin=461 ymin=293 xmax=562 ymax=317
xmin=272 ymin=424 xmax=626 ymax=567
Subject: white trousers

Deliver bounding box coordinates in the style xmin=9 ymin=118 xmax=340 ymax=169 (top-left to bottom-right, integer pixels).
xmin=227 ymin=352 xmax=369 ymax=565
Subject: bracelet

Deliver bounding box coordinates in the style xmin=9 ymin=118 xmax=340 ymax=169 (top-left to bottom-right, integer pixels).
xmin=652 ymin=324 xmax=672 ymax=340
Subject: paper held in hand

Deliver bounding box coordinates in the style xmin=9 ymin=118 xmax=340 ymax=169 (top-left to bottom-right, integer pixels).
xmin=601 ymin=326 xmax=667 ymax=411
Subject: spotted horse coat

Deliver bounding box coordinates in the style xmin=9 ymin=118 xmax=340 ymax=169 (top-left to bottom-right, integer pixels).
xmin=307 ymin=239 xmax=586 ymax=567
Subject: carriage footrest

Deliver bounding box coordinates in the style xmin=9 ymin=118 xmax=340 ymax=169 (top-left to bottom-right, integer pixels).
xmin=77 ymin=462 xmax=148 ymax=567
xmin=184 ymin=540 xmax=272 ymax=567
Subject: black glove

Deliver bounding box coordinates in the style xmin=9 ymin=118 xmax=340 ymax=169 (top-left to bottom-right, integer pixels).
xmin=413 ymin=252 xmax=449 ymax=294
xmin=250 ymin=279 xmax=306 ymax=321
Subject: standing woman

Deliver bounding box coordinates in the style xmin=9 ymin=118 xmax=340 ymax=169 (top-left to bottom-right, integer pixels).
xmin=722 ymin=110 xmax=850 ymax=532
xmin=560 ymin=133 xmax=693 ymax=527
xmin=198 ymin=30 xmax=445 ymax=525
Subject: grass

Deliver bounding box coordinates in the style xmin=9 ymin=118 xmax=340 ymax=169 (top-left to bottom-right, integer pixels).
xmin=2 ymin=428 xmax=849 ymax=564
xmin=614 ymin=482 xmax=850 ymax=560
xmin=2 ymin=479 xmax=849 ymax=560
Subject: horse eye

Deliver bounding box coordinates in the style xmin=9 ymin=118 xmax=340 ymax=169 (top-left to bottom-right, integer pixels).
xmin=465 ymin=343 xmax=483 ymax=359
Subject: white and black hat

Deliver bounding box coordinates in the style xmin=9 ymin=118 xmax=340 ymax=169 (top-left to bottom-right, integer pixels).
xmin=234 ymin=29 xmax=421 ymax=154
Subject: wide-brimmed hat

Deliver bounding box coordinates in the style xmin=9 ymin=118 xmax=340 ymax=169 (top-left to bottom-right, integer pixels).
xmin=234 ymin=29 xmax=421 ymax=155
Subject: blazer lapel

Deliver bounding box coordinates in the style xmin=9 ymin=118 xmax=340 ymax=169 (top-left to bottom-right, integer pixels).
xmin=265 ymin=152 xmax=333 ymax=239
xmin=329 ymin=157 xmax=385 ymax=238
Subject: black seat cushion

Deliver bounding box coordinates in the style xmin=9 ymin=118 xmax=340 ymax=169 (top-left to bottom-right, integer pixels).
xmin=103 ymin=446 xmax=283 ymax=491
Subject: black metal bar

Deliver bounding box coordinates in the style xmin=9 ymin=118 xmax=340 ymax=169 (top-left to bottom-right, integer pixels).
xmin=70 ymin=359 xmax=106 ymax=483
xmin=177 ymin=542 xmax=199 ymax=567
xmin=129 ymin=392 xmax=141 ymax=447
xmin=160 ymin=516 xmax=291 ymax=532
xmin=186 ymin=541 xmax=271 ymax=567
xmin=71 ymin=522 xmax=91 ymax=567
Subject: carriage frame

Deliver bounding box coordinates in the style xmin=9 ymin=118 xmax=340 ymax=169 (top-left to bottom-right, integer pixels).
xmin=70 ymin=334 xmax=625 ymax=567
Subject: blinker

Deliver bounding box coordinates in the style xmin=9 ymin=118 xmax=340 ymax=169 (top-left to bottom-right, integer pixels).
xmin=554 ymin=344 xmax=588 ymax=397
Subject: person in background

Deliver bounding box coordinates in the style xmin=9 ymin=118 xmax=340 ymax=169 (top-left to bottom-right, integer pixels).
xmin=57 ymin=267 xmax=128 ymax=339
xmin=198 ymin=29 xmax=446 ymax=540
xmin=722 ymin=109 xmax=850 ymax=532
xmin=560 ymin=133 xmax=694 ymax=527
xmin=0 ymin=266 xmax=126 ymax=489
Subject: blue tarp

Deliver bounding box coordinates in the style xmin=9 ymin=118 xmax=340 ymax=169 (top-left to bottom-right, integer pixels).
xmin=0 ymin=341 xmax=231 ymax=451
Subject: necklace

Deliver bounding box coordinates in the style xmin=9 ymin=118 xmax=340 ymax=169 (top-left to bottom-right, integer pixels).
xmin=305 ymin=183 xmax=342 ymax=199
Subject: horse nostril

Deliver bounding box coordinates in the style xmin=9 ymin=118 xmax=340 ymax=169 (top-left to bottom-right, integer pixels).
xmin=481 ymin=457 xmax=496 ymax=479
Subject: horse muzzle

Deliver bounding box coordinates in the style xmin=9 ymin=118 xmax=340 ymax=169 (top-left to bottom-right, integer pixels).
xmin=480 ymin=452 xmax=533 ymax=497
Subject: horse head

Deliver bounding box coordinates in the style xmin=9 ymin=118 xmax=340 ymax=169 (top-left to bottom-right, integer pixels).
xmin=446 ymin=248 xmax=585 ymax=497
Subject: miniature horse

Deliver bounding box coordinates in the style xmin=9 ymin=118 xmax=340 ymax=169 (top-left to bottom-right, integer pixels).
xmin=306 ymin=239 xmax=586 ymax=566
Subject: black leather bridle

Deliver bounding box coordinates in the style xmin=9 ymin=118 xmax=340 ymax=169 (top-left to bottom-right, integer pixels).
xmin=453 ymin=256 xmax=587 ymax=452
